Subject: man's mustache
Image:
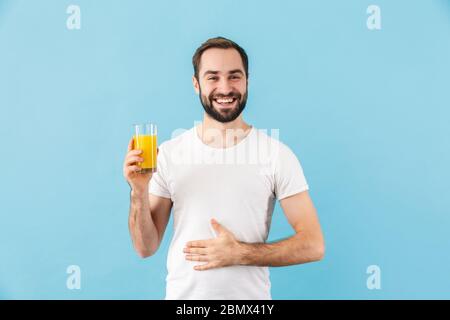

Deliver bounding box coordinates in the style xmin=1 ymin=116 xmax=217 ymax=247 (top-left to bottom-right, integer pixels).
xmin=209 ymin=92 xmax=241 ymax=100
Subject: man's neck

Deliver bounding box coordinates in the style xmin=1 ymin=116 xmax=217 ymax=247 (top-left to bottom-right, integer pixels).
xmin=196 ymin=114 xmax=252 ymax=149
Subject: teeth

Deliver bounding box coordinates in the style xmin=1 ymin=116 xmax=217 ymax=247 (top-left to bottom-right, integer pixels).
xmin=216 ymin=98 xmax=234 ymax=103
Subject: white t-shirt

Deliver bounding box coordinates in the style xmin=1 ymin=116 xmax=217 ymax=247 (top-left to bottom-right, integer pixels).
xmin=149 ymin=125 xmax=309 ymax=300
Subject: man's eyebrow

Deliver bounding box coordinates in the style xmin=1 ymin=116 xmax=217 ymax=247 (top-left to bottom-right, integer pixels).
xmin=228 ymin=69 xmax=244 ymax=75
xmin=203 ymin=69 xmax=245 ymax=77
xmin=203 ymin=70 xmax=219 ymax=77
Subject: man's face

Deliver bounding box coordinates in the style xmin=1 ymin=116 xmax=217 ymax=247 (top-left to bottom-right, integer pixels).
xmin=193 ymin=48 xmax=248 ymax=123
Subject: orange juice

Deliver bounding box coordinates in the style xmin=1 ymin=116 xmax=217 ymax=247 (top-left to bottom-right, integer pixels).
xmin=134 ymin=134 xmax=157 ymax=172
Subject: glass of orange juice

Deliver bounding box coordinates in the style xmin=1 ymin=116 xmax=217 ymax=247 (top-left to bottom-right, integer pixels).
xmin=133 ymin=123 xmax=157 ymax=173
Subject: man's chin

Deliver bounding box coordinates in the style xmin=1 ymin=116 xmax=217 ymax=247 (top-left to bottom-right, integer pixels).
xmin=201 ymin=99 xmax=246 ymax=123
xmin=215 ymin=106 xmax=237 ymax=115
xmin=209 ymin=109 xmax=237 ymax=123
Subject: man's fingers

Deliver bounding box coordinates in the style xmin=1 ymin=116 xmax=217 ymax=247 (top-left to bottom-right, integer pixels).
xmin=127 ymin=137 xmax=134 ymax=152
xmin=128 ymin=149 xmax=142 ymax=157
xmin=194 ymin=263 xmax=216 ymax=271
xmin=185 ymin=255 xmax=209 ymax=262
xmin=125 ymin=156 xmax=144 ymax=166
xmin=186 ymin=240 xmax=211 ymax=248
xmin=125 ymin=165 xmax=142 ymax=175
xmin=184 ymin=247 xmax=208 ymax=255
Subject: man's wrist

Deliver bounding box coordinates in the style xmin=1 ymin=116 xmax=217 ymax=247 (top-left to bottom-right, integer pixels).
xmin=131 ymin=187 xmax=149 ymax=198
xmin=234 ymin=241 xmax=249 ymax=266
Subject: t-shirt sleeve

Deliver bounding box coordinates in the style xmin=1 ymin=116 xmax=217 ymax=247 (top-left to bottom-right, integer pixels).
xmin=274 ymin=143 xmax=309 ymax=200
xmin=148 ymin=144 xmax=171 ymax=199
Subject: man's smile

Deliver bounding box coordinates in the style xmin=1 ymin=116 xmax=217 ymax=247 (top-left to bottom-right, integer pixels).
xmin=213 ymin=97 xmax=238 ymax=109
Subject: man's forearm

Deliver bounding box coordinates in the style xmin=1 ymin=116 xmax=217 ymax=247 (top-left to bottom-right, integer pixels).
xmin=128 ymin=188 xmax=159 ymax=257
xmin=236 ymin=232 xmax=324 ymax=267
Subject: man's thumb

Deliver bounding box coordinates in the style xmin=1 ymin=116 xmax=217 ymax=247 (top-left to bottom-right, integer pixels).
xmin=211 ymin=218 xmax=225 ymax=234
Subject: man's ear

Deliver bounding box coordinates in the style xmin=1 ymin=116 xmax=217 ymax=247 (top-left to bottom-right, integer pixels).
xmin=192 ymin=75 xmax=200 ymax=95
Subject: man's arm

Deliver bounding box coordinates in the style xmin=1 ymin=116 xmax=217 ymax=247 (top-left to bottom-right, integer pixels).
xmin=184 ymin=190 xmax=325 ymax=270
xmin=123 ymin=137 xmax=172 ymax=258
xmin=238 ymin=191 xmax=324 ymax=266
xmin=129 ymin=190 xmax=172 ymax=258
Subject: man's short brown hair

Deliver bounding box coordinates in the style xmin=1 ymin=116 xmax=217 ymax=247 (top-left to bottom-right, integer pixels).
xmin=192 ymin=36 xmax=249 ymax=80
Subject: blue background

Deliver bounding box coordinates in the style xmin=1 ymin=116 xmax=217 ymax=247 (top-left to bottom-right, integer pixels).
xmin=1 ymin=0 xmax=449 ymax=299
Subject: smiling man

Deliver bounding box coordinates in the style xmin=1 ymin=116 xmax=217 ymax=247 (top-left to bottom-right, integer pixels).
xmin=123 ymin=37 xmax=325 ymax=300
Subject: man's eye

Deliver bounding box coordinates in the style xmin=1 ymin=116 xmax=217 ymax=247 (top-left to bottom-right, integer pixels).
xmin=208 ymin=77 xmax=218 ymax=81
xmin=230 ymin=76 xmax=241 ymax=80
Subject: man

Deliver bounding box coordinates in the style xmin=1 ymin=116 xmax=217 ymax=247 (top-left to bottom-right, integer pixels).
xmin=123 ymin=37 xmax=325 ymax=300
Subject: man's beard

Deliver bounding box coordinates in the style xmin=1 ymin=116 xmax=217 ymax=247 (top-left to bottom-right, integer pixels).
xmin=198 ymin=85 xmax=248 ymax=123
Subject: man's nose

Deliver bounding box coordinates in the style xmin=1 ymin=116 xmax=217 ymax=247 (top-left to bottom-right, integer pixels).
xmin=216 ymin=78 xmax=233 ymax=95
